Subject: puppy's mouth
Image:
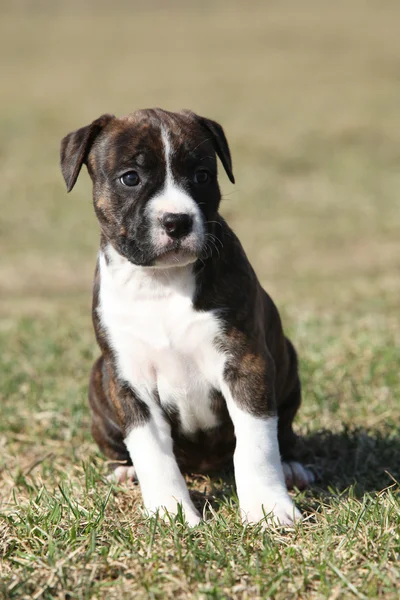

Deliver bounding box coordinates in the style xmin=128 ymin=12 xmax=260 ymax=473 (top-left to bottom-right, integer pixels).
xmin=153 ymin=240 xmax=199 ymax=267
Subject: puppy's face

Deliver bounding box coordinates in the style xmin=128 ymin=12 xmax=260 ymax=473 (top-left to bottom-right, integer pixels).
xmin=60 ymin=109 xmax=234 ymax=267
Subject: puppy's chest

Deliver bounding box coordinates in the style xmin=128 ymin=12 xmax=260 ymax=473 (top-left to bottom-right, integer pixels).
xmin=98 ymin=257 xmax=226 ymax=433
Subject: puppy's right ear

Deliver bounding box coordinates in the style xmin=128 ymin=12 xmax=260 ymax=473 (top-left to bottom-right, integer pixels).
xmin=60 ymin=113 xmax=114 ymax=192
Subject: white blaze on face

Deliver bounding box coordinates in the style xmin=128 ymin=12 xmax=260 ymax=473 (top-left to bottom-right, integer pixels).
xmin=145 ymin=126 xmax=205 ymax=266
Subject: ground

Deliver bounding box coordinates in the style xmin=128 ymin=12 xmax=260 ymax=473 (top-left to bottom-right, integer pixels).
xmin=1 ymin=1 xmax=400 ymax=598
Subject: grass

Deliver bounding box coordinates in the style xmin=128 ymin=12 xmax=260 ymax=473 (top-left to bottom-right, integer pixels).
xmin=1 ymin=1 xmax=400 ymax=598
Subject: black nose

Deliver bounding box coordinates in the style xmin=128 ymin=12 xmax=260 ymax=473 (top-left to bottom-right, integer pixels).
xmin=161 ymin=213 xmax=193 ymax=239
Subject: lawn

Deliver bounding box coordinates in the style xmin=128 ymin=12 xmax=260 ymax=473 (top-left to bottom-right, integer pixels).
xmin=1 ymin=1 xmax=400 ymax=598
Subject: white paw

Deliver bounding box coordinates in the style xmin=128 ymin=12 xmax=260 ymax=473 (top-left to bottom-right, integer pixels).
xmin=282 ymin=461 xmax=315 ymax=490
xmin=145 ymin=500 xmax=201 ymax=527
xmin=240 ymin=490 xmax=302 ymax=526
xmin=107 ymin=465 xmax=137 ymax=484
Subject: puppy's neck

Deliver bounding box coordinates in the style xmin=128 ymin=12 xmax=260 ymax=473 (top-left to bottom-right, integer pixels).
xmin=101 ymin=242 xmax=196 ymax=299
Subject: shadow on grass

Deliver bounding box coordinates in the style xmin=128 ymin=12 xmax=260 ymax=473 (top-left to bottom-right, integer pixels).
xmin=298 ymin=427 xmax=400 ymax=496
xmin=189 ymin=427 xmax=400 ymax=514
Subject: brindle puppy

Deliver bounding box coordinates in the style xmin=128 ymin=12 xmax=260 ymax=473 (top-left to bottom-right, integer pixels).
xmin=60 ymin=108 xmax=314 ymax=526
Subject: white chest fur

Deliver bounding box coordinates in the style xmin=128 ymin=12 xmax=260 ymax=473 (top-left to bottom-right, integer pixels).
xmin=98 ymin=246 xmax=226 ymax=434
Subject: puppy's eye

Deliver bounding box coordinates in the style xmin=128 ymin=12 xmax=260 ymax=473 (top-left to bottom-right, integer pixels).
xmin=120 ymin=171 xmax=140 ymax=187
xmin=193 ymin=169 xmax=210 ymax=185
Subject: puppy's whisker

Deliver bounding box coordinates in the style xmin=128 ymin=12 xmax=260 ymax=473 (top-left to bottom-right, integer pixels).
xmin=203 ymin=241 xmax=213 ymax=260
xmin=222 ymin=189 xmax=239 ymax=197
xmin=207 ymin=232 xmax=224 ymax=250
xmin=189 ymin=137 xmax=212 ymax=154
xmin=209 ymin=233 xmax=223 ymax=246
xmin=206 ymin=235 xmax=221 ymax=259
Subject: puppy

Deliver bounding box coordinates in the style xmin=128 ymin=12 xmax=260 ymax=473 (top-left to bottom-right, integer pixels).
xmin=60 ymin=108 xmax=313 ymax=526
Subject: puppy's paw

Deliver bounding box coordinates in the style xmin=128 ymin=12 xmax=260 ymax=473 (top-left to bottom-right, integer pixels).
xmin=107 ymin=465 xmax=137 ymax=484
xmin=240 ymin=490 xmax=302 ymax=527
xmin=282 ymin=461 xmax=315 ymax=490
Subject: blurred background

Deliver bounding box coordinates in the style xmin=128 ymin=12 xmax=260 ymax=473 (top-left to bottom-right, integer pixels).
xmin=1 ymin=0 xmax=399 ymax=450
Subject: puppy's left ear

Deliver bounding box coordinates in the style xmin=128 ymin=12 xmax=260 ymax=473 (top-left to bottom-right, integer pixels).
xmin=184 ymin=111 xmax=235 ymax=184
xmin=60 ymin=113 xmax=115 ymax=192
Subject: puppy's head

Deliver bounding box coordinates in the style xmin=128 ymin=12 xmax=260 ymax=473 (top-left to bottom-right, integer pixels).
xmin=60 ymin=108 xmax=234 ymax=268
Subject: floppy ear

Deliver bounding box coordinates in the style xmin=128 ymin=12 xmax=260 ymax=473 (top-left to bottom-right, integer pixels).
xmin=183 ymin=111 xmax=235 ymax=184
xmin=60 ymin=113 xmax=115 ymax=192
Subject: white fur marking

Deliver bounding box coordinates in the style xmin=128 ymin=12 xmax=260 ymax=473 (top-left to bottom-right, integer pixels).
xmin=144 ymin=128 xmax=205 ymax=265
xmin=99 ymin=244 xmax=225 ymax=434
xmin=98 ymin=243 xmax=226 ymax=522
xmin=162 ymin=125 xmax=173 ymax=187
xmin=125 ymin=407 xmax=201 ymax=526
xmin=221 ymin=389 xmax=302 ymax=525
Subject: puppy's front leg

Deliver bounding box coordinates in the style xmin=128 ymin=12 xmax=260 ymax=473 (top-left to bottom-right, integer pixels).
xmin=122 ymin=392 xmax=201 ymax=526
xmin=222 ymin=357 xmax=301 ymax=526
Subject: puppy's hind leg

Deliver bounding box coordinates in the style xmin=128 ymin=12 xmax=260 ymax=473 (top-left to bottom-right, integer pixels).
xmin=89 ymin=357 xmax=135 ymax=483
xmin=108 ymin=464 xmax=137 ymax=484
xmin=277 ymin=355 xmax=315 ymax=491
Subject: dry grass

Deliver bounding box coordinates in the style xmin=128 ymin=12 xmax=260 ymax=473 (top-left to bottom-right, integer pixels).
xmin=1 ymin=1 xmax=400 ymax=598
